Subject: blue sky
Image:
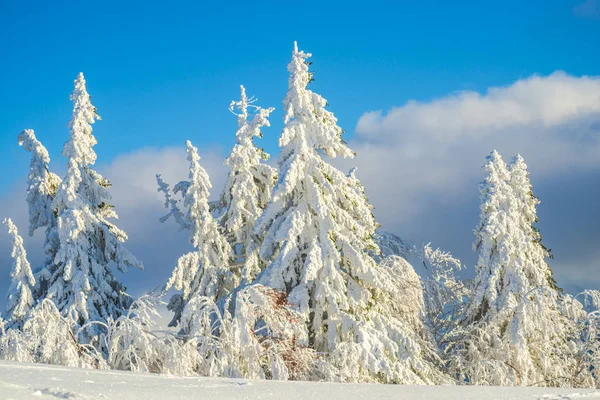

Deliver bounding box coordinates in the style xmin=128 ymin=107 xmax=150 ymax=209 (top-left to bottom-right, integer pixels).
xmin=1 ymin=0 xmax=598 ymax=186
xmin=1 ymin=0 xmax=600 ymax=302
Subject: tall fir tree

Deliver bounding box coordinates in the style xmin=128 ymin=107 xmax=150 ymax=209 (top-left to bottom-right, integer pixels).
xmin=47 ymin=73 xmax=143 ymax=335
xmin=2 ymin=218 xmax=35 ymax=329
xmin=17 ymin=129 xmax=62 ymax=300
xmin=219 ymin=85 xmax=276 ymax=284
xmin=163 ymin=140 xmax=234 ymax=328
xmin=255 ymin=42 xmax=446 ymax=383
xmin=452 ymin=151 xmax=588 ymax=386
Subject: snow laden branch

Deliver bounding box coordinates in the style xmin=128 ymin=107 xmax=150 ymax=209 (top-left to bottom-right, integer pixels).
xmin=178 ymin=285 xmax=317 ymax=380
xmin=1 ymin=299 xmax=104 ymax=368
xmin=372 ymin=231 xmax=469 ymax=350
xmin=419 ymin=244 xmax=469 ymax=348
xmin=99 ymin=295 xmax=170 ymax=373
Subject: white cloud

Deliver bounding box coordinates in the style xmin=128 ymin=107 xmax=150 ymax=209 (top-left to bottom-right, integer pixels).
xmin=345 ymin=72 xmax=600 ymax=290
xmin=349 ymin=71 xmax=600 ymax=214
xmin=358 ymin=72 xmax=600 ymax=142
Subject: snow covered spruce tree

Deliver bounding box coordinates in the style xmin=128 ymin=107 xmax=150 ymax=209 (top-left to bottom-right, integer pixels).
xmin=46 ymin=73 xmax=143 ymax=338
xmin=2 ymin=218 xmax=35 ymax=329
xmin=255 ymin=42 xmax=447 ymax=384
xmin=17 ymin=129 xmax=62 ymax=300
xmin=450 ymin=151 xmax=590 ymax=387
xmin=162 ymin=140 xmax=234 ymax=328
xmin=218 ymin=85 xmax=277 ymax=284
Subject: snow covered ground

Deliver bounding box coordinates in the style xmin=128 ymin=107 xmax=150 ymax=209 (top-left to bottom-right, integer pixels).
xmin=0 ymin=361 xmax=599 ymax=400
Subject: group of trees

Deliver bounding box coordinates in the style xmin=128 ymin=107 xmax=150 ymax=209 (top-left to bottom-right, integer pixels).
xmin=1 ymin=43 xmax=599 ymax=387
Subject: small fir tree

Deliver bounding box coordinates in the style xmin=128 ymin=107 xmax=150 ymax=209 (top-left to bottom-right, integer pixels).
xmin=2 ymin=218 xmax=36 ymax=329
xmin=163 ymin=140 xmax=234 ymax=328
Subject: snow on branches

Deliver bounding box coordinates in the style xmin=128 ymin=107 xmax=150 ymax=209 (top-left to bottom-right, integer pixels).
xmin=178 ymin=284 xmax=316 ymax=380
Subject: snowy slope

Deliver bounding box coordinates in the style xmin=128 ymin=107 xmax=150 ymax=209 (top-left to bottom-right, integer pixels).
xmin=0 ymin=361 xmax=598 ymax=400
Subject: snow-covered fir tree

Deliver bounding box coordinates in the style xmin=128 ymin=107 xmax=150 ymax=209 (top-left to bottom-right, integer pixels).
xmin=163 ymin=140 xmax=234 ymax=328
xmin=451 ymin=150 xmax=590 ymax=386
xmin=218 ymin=85 xmax=276 ymax=283
xmin=46 ymin=73 xmax=143 ymax=336
xmin=17 ymin=129 xmax=62 ymax=300
xmin=2 ymin=218 xmax=35 ymax=329
xmin=255 ymin=42 xmax=447 ymax=384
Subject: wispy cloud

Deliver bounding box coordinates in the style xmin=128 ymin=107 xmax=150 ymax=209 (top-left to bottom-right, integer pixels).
xmin=574 ymin=0 xmax=600 ymax=20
